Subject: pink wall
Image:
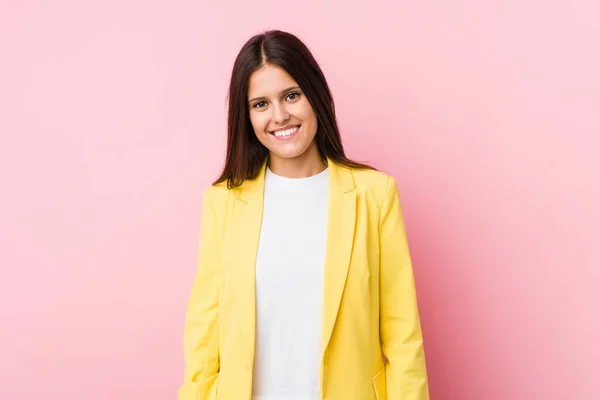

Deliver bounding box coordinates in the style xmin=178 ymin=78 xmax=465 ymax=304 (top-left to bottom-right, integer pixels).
xmin=1 ymin=1 xmax=598 ymax=399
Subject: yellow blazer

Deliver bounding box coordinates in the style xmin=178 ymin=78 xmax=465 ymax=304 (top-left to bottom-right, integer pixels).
xmin=179 ymin=159 xmax=429 ymax=400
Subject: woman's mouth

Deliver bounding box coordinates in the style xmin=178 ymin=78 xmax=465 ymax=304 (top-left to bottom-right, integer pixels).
xmin=270 ymin=125 xmax=301 ymax=140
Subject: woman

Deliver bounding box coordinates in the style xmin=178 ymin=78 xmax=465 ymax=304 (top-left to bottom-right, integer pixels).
xmin=179 ymin=30 xmax=429 ymax=400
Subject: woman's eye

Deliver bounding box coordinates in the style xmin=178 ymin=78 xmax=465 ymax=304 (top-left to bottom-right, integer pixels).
xmin=253 ymin=101 xmax=267 ymax=109
xmin=286 ymin=92 xmax=300 ymax=101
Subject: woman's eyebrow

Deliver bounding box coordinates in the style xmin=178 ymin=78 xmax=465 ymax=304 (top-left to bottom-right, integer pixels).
xmin=248 ymin=86 xmax=301 ymax=103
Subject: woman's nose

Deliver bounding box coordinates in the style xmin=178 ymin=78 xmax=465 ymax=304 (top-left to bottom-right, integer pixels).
xmin=272 ymin=104 xmax=290 ymax=124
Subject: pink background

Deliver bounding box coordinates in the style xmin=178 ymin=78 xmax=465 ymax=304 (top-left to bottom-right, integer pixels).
xmin=1 ymin=1 xmax=599 ymax=399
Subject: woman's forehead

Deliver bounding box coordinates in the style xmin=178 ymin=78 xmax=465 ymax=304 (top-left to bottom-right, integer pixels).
xmin=248 ymin=64 xmax=299 ymax=97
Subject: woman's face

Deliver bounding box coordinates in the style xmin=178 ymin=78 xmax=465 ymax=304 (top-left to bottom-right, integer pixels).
xmin=247 ymin=64 xmax=319 ymax=164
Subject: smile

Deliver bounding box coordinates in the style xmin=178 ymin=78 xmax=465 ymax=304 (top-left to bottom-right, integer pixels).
xmin=270 ymin=125 xmax=300 ymax=140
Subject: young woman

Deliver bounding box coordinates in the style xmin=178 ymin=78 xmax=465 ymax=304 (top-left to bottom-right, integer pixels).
xmin=179 ymin=30 xmax=430 ymax=400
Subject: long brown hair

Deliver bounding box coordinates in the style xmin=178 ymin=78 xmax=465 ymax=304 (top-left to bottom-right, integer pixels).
xmin=214 ymin=30 xmax=375 ymax=189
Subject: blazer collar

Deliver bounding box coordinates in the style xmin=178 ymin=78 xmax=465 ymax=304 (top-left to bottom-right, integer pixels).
xmin=238 ymin=157 xmax=356 ymax=201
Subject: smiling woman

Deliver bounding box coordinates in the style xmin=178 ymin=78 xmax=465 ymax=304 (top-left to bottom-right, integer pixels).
xmin=247 ymin=65 xmax=320 ymax=176
xmin=178 ymin=30 xmax=430 ymax=400
xmin=213 ymin=30 xmax=373 ymax=188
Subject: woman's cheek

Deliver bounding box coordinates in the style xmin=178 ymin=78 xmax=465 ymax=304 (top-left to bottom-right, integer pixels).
xmin=249 ymin=113 xmax=264 ymax=136
xmin=256 ymin=115 xmax=269 ymax=135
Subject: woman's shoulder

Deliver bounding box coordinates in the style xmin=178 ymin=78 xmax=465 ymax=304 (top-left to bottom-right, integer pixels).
xmin=204 ymin=180 xmax=234 ymax=200
xmin=348 ymin=166 xmax=396 ymax=197
xmin=199 ymin=181 xmax=237 ymax=223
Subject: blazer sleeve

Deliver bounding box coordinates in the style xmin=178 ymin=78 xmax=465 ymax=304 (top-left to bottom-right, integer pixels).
xmin=379 ymin=176 xmax=430 ymax=399
xmin=178 ymin=188 xmax=221 ymax=400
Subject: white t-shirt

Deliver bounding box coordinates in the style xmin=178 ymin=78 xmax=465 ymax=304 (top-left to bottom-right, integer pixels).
xmin=252 ymin=166 xmax=330 ymax=400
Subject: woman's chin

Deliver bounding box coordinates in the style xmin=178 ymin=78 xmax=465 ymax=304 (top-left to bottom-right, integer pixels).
xmin=268 ymin=146 xmax=307 ymax=160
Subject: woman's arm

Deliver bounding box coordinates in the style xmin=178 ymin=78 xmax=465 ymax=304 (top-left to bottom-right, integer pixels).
xmin=379 ymin=176 xmax=430 ymax=399
xmin=178 ymin=188 xmax=221 ymax=400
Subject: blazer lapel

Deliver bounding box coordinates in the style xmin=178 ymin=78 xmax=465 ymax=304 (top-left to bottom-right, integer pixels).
xmin=228 ymin=159 xmax=356 ymax=363
xmin=321 ymin=160 xmax=356 ymax=356
xmin=230 ymin=162 xmax=266 ymax=363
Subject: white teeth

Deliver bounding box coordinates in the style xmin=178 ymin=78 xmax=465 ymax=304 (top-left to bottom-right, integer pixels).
xmin=274 ymin=126 xmax=299 ymax=137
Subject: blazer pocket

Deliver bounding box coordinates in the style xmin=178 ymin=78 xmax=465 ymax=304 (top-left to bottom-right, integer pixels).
xmin=372 ymin=367 xmax=387 ymax=400
xmin=178 ymin=373 xmax=219 ymax=400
